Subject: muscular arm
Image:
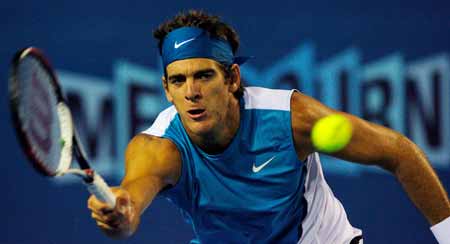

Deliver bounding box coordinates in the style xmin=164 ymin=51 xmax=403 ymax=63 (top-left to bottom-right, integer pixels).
xmin=120 ymin=133 xmax=182 ymax=234
xmin=88 ymin=133 xmax=181 ymax=239
xmin=291 ymin=91 xmax=450 ymax=225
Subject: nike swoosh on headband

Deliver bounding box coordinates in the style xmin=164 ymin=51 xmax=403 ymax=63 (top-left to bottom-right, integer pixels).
xmin=174 ymin=37 xmax=196 ymax=49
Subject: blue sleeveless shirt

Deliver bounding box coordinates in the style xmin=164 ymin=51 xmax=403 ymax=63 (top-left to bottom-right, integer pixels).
xmin=144 ymin=87 xmax=308 ymax=243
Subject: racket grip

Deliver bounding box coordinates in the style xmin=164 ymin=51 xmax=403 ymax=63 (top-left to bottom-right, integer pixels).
xmin=85 ymin=172 xmax=116 ymax=207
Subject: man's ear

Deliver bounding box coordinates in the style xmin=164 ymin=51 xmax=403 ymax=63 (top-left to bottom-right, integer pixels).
xmin=162 ymin=76 xmax=173 ymax=103
xmin=228 ymin=64 xmax=241 ymax=93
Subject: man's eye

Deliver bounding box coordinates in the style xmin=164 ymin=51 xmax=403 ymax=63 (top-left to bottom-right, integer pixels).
xmin=170 ymin=79 xmax=184 ymax=84
xmin=199 ymin=73 xmax=213 ymax=80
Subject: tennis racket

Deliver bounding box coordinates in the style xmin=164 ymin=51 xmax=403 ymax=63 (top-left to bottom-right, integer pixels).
xmin=9 ymin=47 xmax=116 ymax=207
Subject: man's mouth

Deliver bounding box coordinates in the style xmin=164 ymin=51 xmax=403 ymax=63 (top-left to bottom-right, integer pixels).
xmin=187 ymin=108 xmax=206 ymax=119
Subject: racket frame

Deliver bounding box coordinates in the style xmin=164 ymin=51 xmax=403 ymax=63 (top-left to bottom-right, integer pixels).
xmin=9 ymin=47 xmax=66 ymax=176
xmin=9 ymin=47 xmax=116 ymax=206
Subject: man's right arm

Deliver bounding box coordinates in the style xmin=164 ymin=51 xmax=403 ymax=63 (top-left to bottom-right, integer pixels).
xmin=87 ymin=133 xmax=182 ymax=239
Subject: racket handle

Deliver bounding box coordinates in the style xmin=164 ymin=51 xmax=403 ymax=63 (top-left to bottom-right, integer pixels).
xmin=85 ymin=172 xmax=116 ymax=207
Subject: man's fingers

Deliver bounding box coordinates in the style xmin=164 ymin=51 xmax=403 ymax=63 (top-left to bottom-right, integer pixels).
xmin=88 ymin=205 xmax=114 ymax=217
xmin=96 ymin=221 xmax=117 ymax=231
xmin=89 ymin=196 xmax=127 ymax=226
xmin=116 ymin=196 xmax=130 ymax=213
xmin=87 ymin=187 xmax=134 ymax=233
xmin=88 ymin=195 xmax=114 ymax=214
xmin=91 ymin=210 xmax=122 ymax=222
xmin=91 ymin=212 xmax=104 ymax=222
xmin=92 ymin=212 xmax=123 ymax=228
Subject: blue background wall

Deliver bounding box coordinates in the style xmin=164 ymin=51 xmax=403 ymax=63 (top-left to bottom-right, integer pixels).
xmin=1 ymin=1 xmax=449 ymax=243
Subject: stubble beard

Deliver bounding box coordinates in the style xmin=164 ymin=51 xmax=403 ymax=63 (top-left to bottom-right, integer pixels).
xmin=188 ymin=96 xmax=240 ymax=154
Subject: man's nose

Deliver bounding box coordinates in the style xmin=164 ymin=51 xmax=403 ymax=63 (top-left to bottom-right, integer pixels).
xmin=185 ymin=79 xmax=201 ymax=102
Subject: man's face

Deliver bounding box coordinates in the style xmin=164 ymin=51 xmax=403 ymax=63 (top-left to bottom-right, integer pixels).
xmin=164 ymin=58 xmax=239 ymax=137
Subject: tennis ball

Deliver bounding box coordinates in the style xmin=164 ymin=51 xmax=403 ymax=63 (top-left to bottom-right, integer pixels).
xmin=311 ymin=114 xmax=353 ymax=153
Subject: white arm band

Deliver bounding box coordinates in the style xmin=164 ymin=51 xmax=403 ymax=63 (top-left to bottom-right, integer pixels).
xmin=431 ymin=216 xmax=450 ymax=244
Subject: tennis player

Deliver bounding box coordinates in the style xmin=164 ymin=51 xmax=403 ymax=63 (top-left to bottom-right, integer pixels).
xmin=87 ymin=10 xmax=450 ymax=243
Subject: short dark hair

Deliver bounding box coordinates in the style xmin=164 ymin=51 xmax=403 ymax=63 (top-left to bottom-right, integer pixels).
xmin=153 ymin=10 xmax=244 ymax=98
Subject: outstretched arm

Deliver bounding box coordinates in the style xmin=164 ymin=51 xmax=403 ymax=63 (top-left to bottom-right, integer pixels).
xmin=290 ymin=91 xmax=450 ymax=231
xmin=87 ymin=133 xmax=181 ymax=239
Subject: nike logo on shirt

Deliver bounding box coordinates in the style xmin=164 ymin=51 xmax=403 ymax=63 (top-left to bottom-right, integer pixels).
xmin=252 ymin=156 xmax=276 ymax=173
xmin=174 ymin=37 xmax=196 ymax=49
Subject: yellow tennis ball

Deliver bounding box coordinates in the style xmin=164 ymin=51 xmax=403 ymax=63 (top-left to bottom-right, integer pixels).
xmin=311 ymin=114 xmax=353 ymax=153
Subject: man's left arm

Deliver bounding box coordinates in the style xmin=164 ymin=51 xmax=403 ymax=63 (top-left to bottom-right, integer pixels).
xmin=290 ymin=91 xmax=450 ymax=240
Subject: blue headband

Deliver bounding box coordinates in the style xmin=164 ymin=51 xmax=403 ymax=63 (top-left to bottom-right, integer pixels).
xmin=161 ymin=27 xmax=250 ymax=68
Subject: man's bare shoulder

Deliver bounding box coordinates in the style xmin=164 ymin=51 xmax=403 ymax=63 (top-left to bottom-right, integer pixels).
xmin=124 ymin=133 xmax=182 ymax=187
xmin=290 ymin=91 xmax=333 ymax=160
xmin=290 ymin=91 xmax=332 ymax=127
xmin=127 ymin=133 xmax=179 ymax=154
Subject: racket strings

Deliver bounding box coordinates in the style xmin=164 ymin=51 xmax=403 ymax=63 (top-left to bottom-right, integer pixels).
xmin=15 ymin=56 xmax=66 ymax=175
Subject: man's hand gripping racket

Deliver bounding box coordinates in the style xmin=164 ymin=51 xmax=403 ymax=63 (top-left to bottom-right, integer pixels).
xmin=9 ymin=47 xmax=116 ymax=207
